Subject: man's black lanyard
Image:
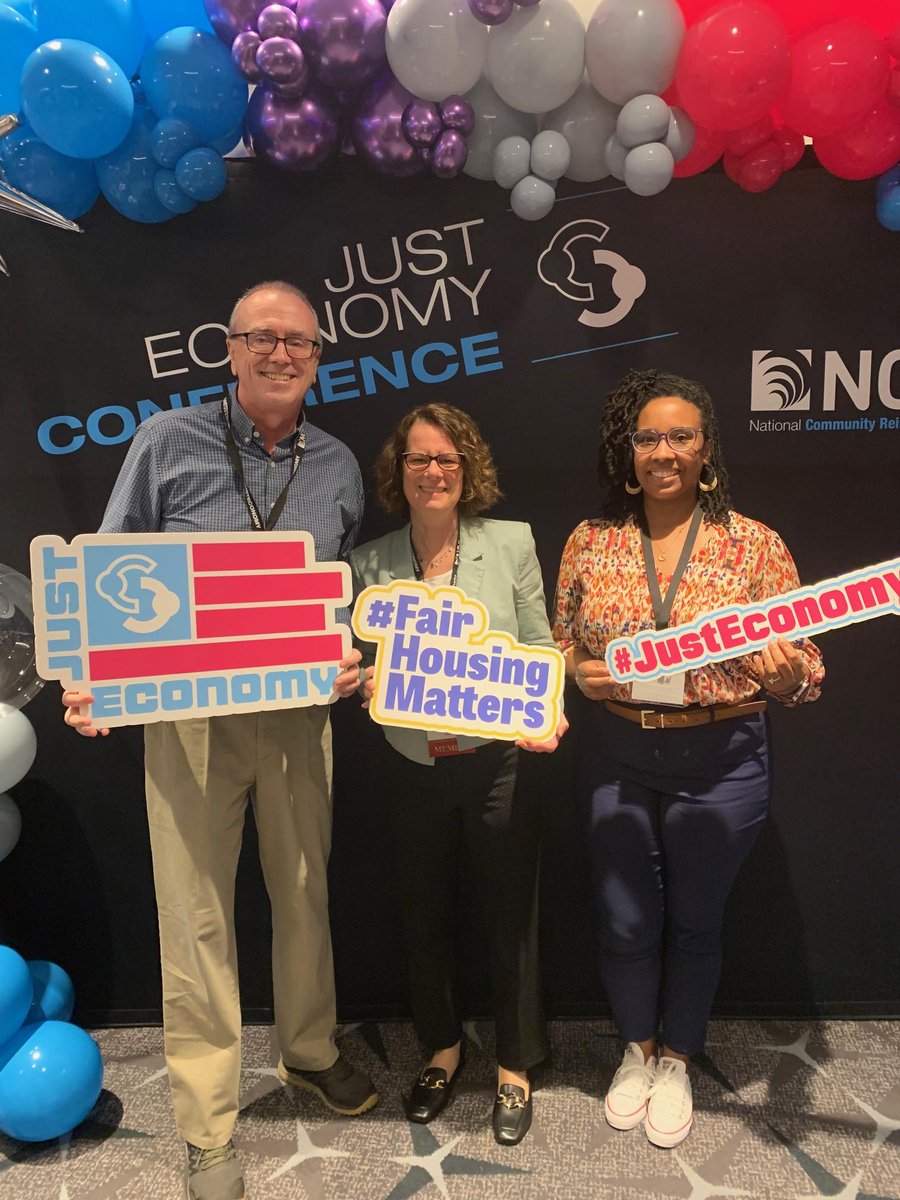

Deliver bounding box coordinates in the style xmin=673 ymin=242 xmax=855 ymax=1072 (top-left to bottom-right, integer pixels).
xmin=221 ymin=396 xmax=305 ymax=531
xmin=639 ymin=505 xmax=703 ymax=630
xmin=410 ymin=528 xmax=461 ymax=587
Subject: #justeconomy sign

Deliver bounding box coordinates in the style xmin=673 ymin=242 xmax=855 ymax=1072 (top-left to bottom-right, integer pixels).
xmin=352 ymin=581 xmax=565 ymax=742
xmin=30 ymin=532 xmax=352 ymax=727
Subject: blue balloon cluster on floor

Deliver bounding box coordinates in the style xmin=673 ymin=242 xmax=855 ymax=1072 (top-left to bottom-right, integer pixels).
xmin=0 ymin=946 xmax=102 ymax=1143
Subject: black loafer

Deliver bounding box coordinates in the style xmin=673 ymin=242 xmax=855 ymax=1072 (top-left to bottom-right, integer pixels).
xmin=405 ymin=1059 xmax=463 ymax=1124
xmin=492 ymin=1084 xmax=532 ymax=1146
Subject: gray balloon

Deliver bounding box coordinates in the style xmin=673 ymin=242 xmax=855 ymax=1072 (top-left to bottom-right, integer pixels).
xmin=530 ymin=129 xmax=571 ymax=182
xmin=493 ymin=134 xmax=532 ymax=188
xmin=664 ymin=105 xmax=695 ymax=164
xmin=462 ymin=74 xmax=538 ymax=180
xmin=0 ymin=792 xmax=21 ymax=863
xmin=604 ymin=132 xmax=627 ymax=181
xmin=616 ymin=93 xmax=670 ymax=148
xmin=585 ymin=0 xmax=685 ymax=106
xmin=543 ymin=76 xmax=618 ymax=182
xmin=624 ymin=141 xmax=674 ymax=196
xmin=510 ymin=174 xmax=556 ymax=220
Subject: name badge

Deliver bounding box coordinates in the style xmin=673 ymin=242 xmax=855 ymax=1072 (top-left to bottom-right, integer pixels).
xmin=630 ymin=671 xmax=687 ymax=706
xmin=427 ymin=737 xmax=476 ymax=758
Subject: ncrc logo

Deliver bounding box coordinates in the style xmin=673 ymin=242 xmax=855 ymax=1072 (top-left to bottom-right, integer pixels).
xmin=751 ymin=349 xmax=900 ymax=412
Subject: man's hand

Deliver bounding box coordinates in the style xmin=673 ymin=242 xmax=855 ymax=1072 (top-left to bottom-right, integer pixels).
xmin=333 ymin=650 xmax=374 ymax=707
xmin=62 ymin=690 xmax=109 ymax=737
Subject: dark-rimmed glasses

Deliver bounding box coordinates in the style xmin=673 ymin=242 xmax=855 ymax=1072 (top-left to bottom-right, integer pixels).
xmin=230 ymin=331 xmax=321 ymax=359
xmin=630 ymin=427 xmax=703 ymax=453
xmin=401 ymin=452 xmax=465 ymax=472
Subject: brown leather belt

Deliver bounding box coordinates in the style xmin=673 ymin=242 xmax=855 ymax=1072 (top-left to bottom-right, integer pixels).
xmin=603 ymin=699 xmax=767 ymax=730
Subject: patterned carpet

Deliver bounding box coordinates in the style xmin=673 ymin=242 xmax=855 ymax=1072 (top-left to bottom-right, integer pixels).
xmin=0 ymin=1019 xmax=898 ymax=1200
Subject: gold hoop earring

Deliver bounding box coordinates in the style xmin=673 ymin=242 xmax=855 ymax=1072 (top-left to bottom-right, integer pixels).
xmin=698 ymin=465 xmax=718 ymax=493
xmin=624 ymin=479 xmax=642 ymax=495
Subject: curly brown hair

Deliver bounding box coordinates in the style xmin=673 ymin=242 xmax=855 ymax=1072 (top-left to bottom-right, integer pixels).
xmin=598 ymin=369 xmax=732 ymax=526
xmin=375 ymin=403 xmax=502 ymax=517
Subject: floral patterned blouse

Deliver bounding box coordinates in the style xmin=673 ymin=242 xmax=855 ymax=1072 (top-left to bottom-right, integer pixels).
xmin=552 ymin=511 xmax=824 ymax=707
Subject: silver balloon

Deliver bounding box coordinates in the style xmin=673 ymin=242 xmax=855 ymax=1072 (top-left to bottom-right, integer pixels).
xmin=603 ymin=132 xmax=627 ymax=180
xmin=486 ymin=0 xmax=585 ymax=115
xmin=616 ymin=93 xmax=669 ymax=148
xmin=510 ymin=173 xmax=555 ymax=220
xmin=385 ymin=0 xmax=488 ymax=103
xmin=0 ymin=705 xmax=37 ymax=793
xmin=623 ymin=140 xmax=673 ymax=195
xmin=530 ymin=129 xmax=570 ymax=181
xmin=585 ymin=0 xmax=684 ymax=106
xmin=492 ymin=134 xmax=531 ymax=188
xmin=0 ymin=566 xmax=43 ymax=713
xmin=0 ymin=178 xmax=82 ymax=232
xmin=461 ymin=74 xmax=537 ymax=180
xmin=543 ymin=76 xmax=617 ymax=182
xmin=0 ymin=792 xmax=22 ymax=862
xmin=664 ymin=105 xmax=695 ymax=164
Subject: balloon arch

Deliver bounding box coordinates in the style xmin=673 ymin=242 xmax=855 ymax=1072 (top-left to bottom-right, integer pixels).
xmin=1 ymin=0 xmax=900 ymax=228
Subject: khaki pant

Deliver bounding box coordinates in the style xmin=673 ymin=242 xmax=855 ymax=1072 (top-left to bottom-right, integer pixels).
xmin=144 ymin=706 xmax=338 ymax=1148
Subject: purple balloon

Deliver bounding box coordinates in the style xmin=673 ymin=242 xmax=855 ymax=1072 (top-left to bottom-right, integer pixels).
xmin=232 ymin=29 xmax=263 ymax=79
xmin=256 ymin=35 xmax=307 ymax=87
xmin=402 ymin=100 xmax=441 ymax=148
xmin=351 ymin=70 xmax=425 ymax=177
xmin=467 ymin=0 xmax=513 ymax=24
xmin=430 ymin=128 xmax=467 ymax=177
xmin=245 ymin=82 xmax=340 ymax=170
xmin=439 ymin=95 xmax=474 ymax=137
xmin=204 ymin=0 xmax=270 ymax=44
xmin=296 ymin=0 xmax=386 ymax=91
xmin=258 ymin=2 xmax=299 ymax=37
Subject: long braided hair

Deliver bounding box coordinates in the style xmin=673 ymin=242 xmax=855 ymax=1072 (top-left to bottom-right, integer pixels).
xmin=597 ymin=369 xmax=732 ymax=526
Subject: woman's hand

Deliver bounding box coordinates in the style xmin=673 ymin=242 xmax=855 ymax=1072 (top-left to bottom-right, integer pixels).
xmin=333 ymin=650 xmax=375 ymax=707
xmin=750 ymin=637 xmax=808 ymax=699
xmin=516 ymin=713 xmax=569 ymax=753
xmin=62 ymin=689 xmax=109 ymax=737
xmin=571 ymin=649 xmax=616 ymax=702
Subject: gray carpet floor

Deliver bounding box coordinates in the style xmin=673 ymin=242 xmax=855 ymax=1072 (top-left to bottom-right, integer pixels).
xmin=0 ymin=1018 xmax=898 ymax=1200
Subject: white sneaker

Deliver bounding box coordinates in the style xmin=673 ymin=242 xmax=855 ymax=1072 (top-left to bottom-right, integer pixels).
xmin=603 ymin=1043 xmax=657 ymax=1130
xmin=645 ymin=1056 xmax=693 ymax=1148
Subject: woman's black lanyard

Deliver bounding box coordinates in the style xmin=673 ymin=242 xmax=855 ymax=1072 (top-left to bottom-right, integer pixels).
xmin=639 ymin=505 xmax=703 ymax=630
xmin=221 ymin=395 xmax=305 ymax=531
xmin=410 ymin=528 xmax=461 ymax=587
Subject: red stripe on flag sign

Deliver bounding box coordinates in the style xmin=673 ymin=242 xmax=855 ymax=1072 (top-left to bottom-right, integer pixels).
xmin=192 ymin=542 xmax=307 ymax=572
xmin=193 ymin=571 xmax=345 ymax=605
xmin=195 ymin=605 xmax=327 ymax=639
xmin=88 ymin=632 xmax=344 ymax=681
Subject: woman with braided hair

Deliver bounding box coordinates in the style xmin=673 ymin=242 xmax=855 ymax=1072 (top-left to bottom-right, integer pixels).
xmin=552 ymin=369 xmax=824 ymax=1148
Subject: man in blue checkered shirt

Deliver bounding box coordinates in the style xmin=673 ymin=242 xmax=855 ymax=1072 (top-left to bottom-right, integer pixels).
xmin=63 ymin=282 xmax=376 ymax=1200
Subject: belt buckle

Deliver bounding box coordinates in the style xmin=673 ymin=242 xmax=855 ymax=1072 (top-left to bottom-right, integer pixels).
xmin=640 ymin=710 xmax=658 ymax=729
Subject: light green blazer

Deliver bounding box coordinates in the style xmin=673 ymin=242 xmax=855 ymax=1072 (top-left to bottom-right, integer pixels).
xmin=349 ymin=517 xmax=555 ymax=765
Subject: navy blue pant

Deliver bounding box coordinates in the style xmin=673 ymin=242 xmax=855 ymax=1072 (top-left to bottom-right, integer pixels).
xmin=578 ymin=703 xmax=770 ymax=1057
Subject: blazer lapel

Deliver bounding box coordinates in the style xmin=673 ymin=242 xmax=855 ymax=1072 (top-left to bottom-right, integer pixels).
xmin=456 ymin=518 xmax=485 ymax=598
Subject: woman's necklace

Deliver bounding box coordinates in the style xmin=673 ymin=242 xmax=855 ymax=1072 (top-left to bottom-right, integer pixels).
xmin=412 ymin=523 xmax=458 ymax=572
xmin=422 ymin=543 xmax=452 ymax=570
xmin=652 ymin=515 xmax=694 ymax=563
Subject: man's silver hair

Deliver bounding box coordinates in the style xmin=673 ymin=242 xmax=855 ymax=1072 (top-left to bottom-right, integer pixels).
xmin=227 ymin=280 xmax=321 ymax=341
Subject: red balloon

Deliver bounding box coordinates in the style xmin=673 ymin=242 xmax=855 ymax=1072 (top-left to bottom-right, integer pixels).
xmin=672 ymin=123 xmax=725 ymax=176
xmin=753 ymin=1 xmax=898 ymax=38
xmin=675 ymin=2 xmax=791 ymax=132
xmin=722 ymin=149 xmax=743 ymax=182
xmin=814 ymin=101 xmax=900 ymax=180
xmin=889 ymin=23 xmax=900 ymax=61
xmin=725 ymin=113 xmax=775 ymax=156
xmin=773 ymin=124 xmax=804 ymax=169
xmin=736 ymin=138 xmax=784 ymax=190
xmin=779 ymin=20 xmax=889 ymax=138
xmin=889 ymin=67 xmax=900 ymax=109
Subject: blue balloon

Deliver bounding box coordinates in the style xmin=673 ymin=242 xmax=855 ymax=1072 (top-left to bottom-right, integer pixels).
xmin=3 ymin=0 xmax=34 ymax=18
xmin=135 ymin=0 xmax=212 ymax=42
xmin=0 ymin=948 xmax=31 ymax=1047
xmin=875 ymin=164 xmax=900 ymax=200
xmin=209 ymin=121 xmax=244 ymax=156
xmin=175 ymin=146 xmax=226 ymax=200
xmin=153 ymin=167 xmax=197 ymax=212
xmin=0 ymin=129 xmax=100 ymax=218
xmin=150 ymin=116 xmax=202 ymax=167
xmin=20 ymin=39 xmax=135 ymax=159
xmin=140 ymin=27 xmax=248 ymax=144
xmin=95 ymin=104 xmax=174 ymax=222
xmin=26 ymin=962 xmax=75 ymax=1024
xmin=0 ymin=5 xmax=39 ymax=117
xmin=876 ymin=186 xmax=900 ymax=233
xmin=34 ymin=0 xmax=145 ymax=78
xmin=0 ymin=1021 xmax=103 ymax=1142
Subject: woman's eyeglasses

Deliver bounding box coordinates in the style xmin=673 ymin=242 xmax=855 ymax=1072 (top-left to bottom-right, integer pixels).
xmin=630 ymin=427 xmax=703 ymax=453
xmin=401 ymin=453 xmax=465 ymax=472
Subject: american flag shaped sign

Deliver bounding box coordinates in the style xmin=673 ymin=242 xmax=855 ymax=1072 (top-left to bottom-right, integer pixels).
xmin=30 ymin=532 xmax=352 ymax=727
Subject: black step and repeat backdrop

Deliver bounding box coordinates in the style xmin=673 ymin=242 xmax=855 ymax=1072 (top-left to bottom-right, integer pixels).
xmin=0 ymin=155 xmax=897 ymax=1023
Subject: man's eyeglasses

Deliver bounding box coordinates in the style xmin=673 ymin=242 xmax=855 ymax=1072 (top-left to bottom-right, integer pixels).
xmin=230 ymin=331 xmax=321 ymax=360
xmin=630 ymin=427 xmax=703 ymax=453
xmin=401 ymin=453 xmax=465 ymax=472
